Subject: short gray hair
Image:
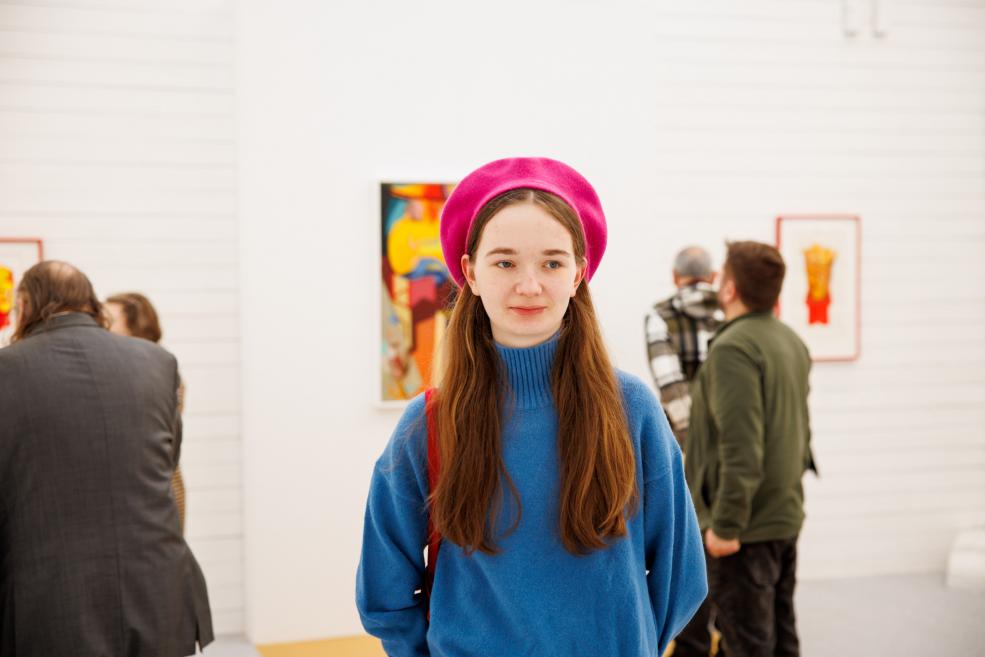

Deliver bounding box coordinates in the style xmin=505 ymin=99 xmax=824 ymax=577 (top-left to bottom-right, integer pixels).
xmin=673 ymin=247 xmax=713 ymax=279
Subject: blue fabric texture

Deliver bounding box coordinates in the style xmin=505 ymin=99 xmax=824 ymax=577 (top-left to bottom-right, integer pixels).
xmin=356 ymin=335 xmax=707 ymax=657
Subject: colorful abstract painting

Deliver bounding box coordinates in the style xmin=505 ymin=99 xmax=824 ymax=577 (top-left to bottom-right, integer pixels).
xmin=0 ymin=239 xmax=44 ymax=347
xmin=380 ymin=183 xmax=455 ymax=402
xmin=776 ymin=216 xmax=860 ymax=361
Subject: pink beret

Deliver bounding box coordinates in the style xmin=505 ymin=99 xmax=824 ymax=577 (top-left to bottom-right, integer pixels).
xmin=439 ymin=157 xmax=608 ymax=288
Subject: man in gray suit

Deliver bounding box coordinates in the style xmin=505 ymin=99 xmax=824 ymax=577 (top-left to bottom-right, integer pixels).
xmin=0 ymin=261 xmax=213 ymax=656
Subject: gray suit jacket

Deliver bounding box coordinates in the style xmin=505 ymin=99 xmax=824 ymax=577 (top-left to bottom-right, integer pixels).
xmin=0 ymin=314 xmax=214 ymax=657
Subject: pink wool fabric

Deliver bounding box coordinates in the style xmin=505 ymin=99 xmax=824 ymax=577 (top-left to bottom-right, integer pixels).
xmin=439 ymin=157 xmax=608 ymax=288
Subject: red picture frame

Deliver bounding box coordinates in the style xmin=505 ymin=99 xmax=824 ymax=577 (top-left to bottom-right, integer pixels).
xmin=0 ymin=238 xmax=44 ymax=261
xmin=0 ymin=238 xmax=45 ymax=343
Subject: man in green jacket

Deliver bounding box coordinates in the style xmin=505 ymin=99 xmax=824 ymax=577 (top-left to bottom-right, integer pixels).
xmin=685 ymin=241 xmax=815 ymax=657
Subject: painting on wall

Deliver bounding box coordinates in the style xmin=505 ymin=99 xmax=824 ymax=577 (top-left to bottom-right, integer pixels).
xmin=0 ymin=239 xmax=44 ymax=347
xmin=380 ymin=183 xmax=456 ymax=403
xmin=776 ymin=216 xmax=860 ymax=362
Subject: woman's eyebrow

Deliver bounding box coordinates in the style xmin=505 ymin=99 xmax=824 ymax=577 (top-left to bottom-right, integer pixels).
xmin=484 ymin=247 xmax=572 ymax=257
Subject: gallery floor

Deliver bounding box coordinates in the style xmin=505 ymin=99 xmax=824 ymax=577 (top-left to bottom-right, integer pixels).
xmin=206 ymin=573 xmax=984 ymax=657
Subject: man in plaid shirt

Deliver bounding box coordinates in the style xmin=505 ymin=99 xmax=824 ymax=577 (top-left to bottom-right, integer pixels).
xmin=645 ymin=247 xmax=724 ymax=450
xmin=646 ymin=246 xmax=723 ymax=657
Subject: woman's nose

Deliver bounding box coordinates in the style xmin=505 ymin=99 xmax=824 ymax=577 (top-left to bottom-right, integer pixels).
xmin=515 ymin=270 xmax=543 ymax=296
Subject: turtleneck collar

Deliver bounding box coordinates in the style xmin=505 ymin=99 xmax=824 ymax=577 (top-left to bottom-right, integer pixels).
xmin=495 ymin=333 xmax=557 ymax=410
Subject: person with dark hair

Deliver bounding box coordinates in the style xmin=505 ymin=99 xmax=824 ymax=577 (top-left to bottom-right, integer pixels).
xmin=685 ymin=242 xmax=816 ymax=657
xmin=106 ymin=292 xmax=187 ymax=533
xmin=0 ymin=261 xmax=213 ymax=657
xmin=357 ymin=158 xmax=707 ymax=657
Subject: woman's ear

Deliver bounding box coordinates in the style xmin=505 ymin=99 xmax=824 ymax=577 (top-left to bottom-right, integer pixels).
xmin=570 ymin=260 xmax=587 ymax=297
xmin=461 ymin=254 xmax=479 ymax=296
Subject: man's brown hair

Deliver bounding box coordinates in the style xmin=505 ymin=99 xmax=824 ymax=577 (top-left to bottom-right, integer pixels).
xmin=12 ymin=261 xmax=108 ymax=342
xmin=723 ymin=241 xmax=786 ymax=313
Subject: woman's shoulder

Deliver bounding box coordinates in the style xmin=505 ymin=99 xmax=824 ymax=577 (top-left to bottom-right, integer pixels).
xmin=384 ymin=391 xmax=428 ymax=453
xmin=374 ymin=391 xmax=430 ymax=496
xmin=395 ymin=391 xmax=428 ymax=430
xmin=614 ymin=369 xmax=661 ymax=416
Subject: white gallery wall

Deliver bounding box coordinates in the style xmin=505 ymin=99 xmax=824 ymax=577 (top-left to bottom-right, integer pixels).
xmin=0 ymin=0 xmax=245 ymax=634
xmin=2 ymin=0 xmax=981 ymax=646
xmin=239 ymin=0 xmax=985 ymax=643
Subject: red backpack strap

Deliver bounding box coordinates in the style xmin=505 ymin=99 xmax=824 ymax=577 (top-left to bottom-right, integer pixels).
xmin=424 ymin=388 xmax=441 ymax=617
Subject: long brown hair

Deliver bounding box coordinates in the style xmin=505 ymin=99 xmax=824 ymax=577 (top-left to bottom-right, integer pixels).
xmin=430 ymin=189 xmax=639 ymax=556
xmin=106 ymin=292 xmax=163 ymax=343
xmin=12 ymin=261 xmax=108 ymax=343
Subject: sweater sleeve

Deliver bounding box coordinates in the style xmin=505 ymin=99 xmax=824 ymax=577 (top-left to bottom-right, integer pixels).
xmin=706 ymin=343 xmax=765 ymax=540
xmin=640 ymin=391 xmax=708 ymax=655
xmin=355 ymin=396 xmax=430 ymax=657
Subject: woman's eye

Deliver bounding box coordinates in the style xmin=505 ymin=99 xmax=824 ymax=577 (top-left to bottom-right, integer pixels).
xmin=545 ymin=260 xmax=562 ymax=270
xmin=495 ymin=261 xmax=514 ymax=269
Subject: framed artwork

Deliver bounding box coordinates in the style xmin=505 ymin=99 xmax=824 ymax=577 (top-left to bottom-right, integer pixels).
xmin=379 ymin=183 xmax=456 ymax=405
xmin=0 ymin=238 xmax=44 ymax=347
xmin=776 ymin=216 xmax=860 ymax=362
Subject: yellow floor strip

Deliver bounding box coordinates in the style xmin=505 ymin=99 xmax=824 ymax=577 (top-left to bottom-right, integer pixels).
xmin=255 ymin=633 xmax=714 ymax=656
xmin=256 ymin=636 xmax=384 ymax=657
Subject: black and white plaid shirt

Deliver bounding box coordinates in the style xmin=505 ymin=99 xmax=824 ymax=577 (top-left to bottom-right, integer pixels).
xmin=644 ymin=283 xmax=724 ymax=448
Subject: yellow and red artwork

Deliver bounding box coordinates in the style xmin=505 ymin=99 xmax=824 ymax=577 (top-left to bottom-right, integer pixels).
xmin=0 ymin=239 xmax=44 ymax=347
xmin=776 ymin=216 xmax=860 ymax=362
xmin=380 ymin=183 xmax=455 ymax=402
xmin=0 ymin=267 xmax=14 ymax=331
xmin=803 ymin=243 xmax=836 ymax=325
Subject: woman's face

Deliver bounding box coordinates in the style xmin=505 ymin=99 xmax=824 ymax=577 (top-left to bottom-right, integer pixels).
xmin=104 ymin=302 xmax=131 ymax=336
xmin=462 ymin=202 xmax=585 ymax=348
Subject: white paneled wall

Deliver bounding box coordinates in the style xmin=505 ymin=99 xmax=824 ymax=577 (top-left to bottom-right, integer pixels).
xmin=239 ymin=0 xmax=985 ymax=642
xmin=0 ymin=0 xmax=243 ymax=634
xmin=624 ymin=0 xmax=985 ymax=580
xmin=4 ymin=0 xmax=982 ymax=645
xmin=589 ymin=0 xmax=985 ymax=580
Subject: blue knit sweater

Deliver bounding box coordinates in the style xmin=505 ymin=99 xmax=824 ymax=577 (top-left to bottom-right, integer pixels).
xmin=356 ymin=336 xmax=707 ymax=656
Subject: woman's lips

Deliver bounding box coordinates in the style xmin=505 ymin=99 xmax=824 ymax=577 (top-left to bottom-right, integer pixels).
xmin=510 ymin=306 xmax=546 ymax=316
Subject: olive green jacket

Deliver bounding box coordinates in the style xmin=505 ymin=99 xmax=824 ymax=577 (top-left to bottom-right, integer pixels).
xmin=685 ymin=312 xmax=815 ymax=543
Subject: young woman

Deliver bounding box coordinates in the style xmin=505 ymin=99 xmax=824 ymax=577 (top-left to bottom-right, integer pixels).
xmin=106 ymin=291 xmax=187 ymax=534
xmin=357 ymin=158 xmax=706 ymax=656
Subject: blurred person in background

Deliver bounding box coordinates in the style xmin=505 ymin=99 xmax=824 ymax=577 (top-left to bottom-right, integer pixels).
xmin=645 ymin=246 xmax=724 ymax=450
xmin=686 ymin=242 xmax=815 ymax=657
xmin=646 ymin=247 xmax=724 ymax=656
xmin=0 ymin=261 xmax=212 ymax=656
xmin=106 ymin=292 xmax=187 ymax=533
